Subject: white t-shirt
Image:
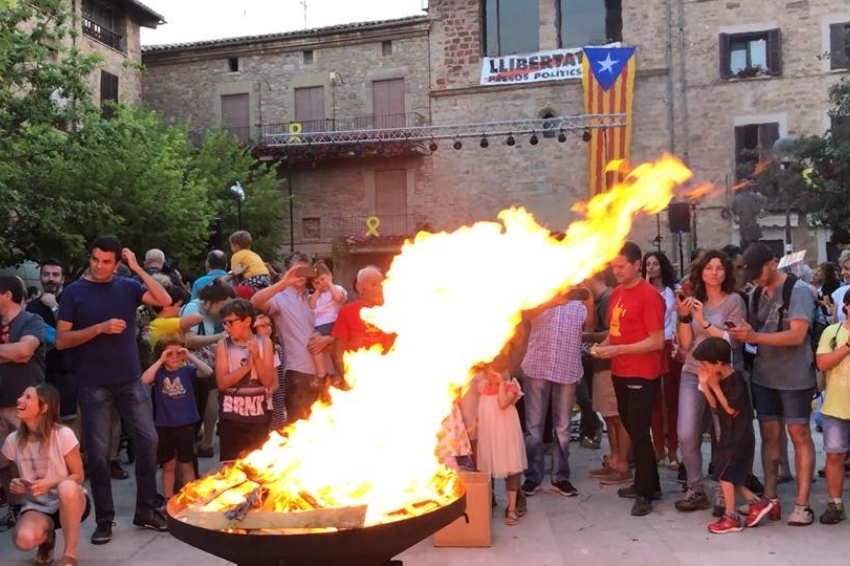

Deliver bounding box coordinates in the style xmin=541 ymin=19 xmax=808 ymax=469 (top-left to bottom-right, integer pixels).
xmin=832 ymin=285 xmax=849 ymax=323
xmin=312 ymin=285 xmax=347 ymax=327
xmin=1 ymin=426 xmax=79 ymax=514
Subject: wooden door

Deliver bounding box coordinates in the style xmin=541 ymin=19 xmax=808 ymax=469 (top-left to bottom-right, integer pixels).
xmin=294 ymin=86 xmax=325 ymax=132
xmin=372 ymin=79 xmax=405 ymax=129
xmin=375 ymin=170 xmax=408 ymax=235
xmin=221 ymin=93 xmax=250 ymax=143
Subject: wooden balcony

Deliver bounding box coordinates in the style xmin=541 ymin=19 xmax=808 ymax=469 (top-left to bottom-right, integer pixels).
xmin=82 ymin=17 xmax=123 ymax=51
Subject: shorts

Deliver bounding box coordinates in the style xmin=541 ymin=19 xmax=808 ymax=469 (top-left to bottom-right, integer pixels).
xmin=0 ymin=407 xmax=21 ymax=468
xmin=315 ymin=322 xmax=335 ymax=336
xmin=821 ymin=414 xmax=850 ymax=454
xmin=156 ymin=425 xmax=196 ymax=465
xmin=218 ymin=419 xmax=270 ymax=462
xmin=21 ymin=493 xmax=91 ymax=529
xmin=592 ymin=369 xmax=619 ymax=417
xmin=751 ymin=382 xmax=814 ymax=425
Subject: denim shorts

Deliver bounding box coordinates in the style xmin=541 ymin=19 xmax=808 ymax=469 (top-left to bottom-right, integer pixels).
xmin=821 ymin=414 xmax=850 ymax=454
xmin=751 ymin=382 xmax=814 ymax=425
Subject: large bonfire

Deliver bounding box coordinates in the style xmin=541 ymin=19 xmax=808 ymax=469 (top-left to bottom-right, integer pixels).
xmin=171 ymin=154 xmax=696 ymax=530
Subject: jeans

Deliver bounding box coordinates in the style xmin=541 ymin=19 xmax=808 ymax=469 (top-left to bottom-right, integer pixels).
xmin=523 ymin=377 xmax=577 ymax=484
xmin=79 ymin=380 xmax=159 ymax=524
xmin=613 ymin=376 xmax=660 ymax=498
xmin=677 ymin=371 xmax=707 ymax=492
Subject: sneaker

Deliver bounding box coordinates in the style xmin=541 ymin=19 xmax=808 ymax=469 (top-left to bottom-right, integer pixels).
xmin=110 ymin=460 xmax=129 ymax=480
xmin=745 ymin=474 xmax=765 ymax=497
xmin=133 ymin=508 xmax=169 ymax=532
xmin=676 ymin=463 xmax=687 ymax=486
xmin=819 ymin=501 xmax=846 ymax=525
xmin=599 ymin=469 xmax=633 ymax=485
xmin=745 ymin=498 xmax=775 ymax=527
xmin=551 ymin=480 xmax=578 ymax=497
xmin=787 ymin=504 xmax=814 ymax=526
xmin=91 ymin=521 xmax=114 ymax=545
xmin=675 ymin=488 xmax=710 ymax=512
xmin=708 ymin=513 xmax=743 ymax=534
xmin=617 ymin=484 xmax=661 ymax=500
xmin=631 ymin=495 xmax=653 ymax=516
xmin=589 ymin=466 xmax=614 ymax=479
xmin=520 ymin=480 xmax=541 ymax=496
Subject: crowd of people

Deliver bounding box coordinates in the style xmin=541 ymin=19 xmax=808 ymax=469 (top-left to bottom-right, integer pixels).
xmin=0 ymin=228 xmax=848 ymax=564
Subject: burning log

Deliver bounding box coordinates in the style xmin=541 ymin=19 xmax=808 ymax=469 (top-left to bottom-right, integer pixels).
xmin=225 ymin=486 xmax=269 ymax=521
xmin=174 ymin=505 xmax=368 ymax=531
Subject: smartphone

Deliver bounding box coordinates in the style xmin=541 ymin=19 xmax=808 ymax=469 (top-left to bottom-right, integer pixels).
xmin=295 ymin=266 xmax=317 ymax=279
xmin=675 ymin=291 xmax=687 ymax=302
xmin=724 ymin=321 xmax=737 ymax=329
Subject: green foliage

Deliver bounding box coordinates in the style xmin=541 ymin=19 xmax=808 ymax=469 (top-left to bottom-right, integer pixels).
xmin=794 ymin=78 xmax=850 ymax=229
xmin=189 ymin=128 xmax=287 ymax=261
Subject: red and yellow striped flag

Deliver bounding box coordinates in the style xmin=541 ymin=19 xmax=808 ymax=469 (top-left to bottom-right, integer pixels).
xmin=581 ymin=46 xmax=636 ymax=195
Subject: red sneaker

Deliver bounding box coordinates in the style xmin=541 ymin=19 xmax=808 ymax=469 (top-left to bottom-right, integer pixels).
xmin=745 ymin=498 xmax=776 ymax=527
xmin=769 ymin=498 xmax=781 ymax=521
xmin=708 ymin=514 xmax=743 ymax=534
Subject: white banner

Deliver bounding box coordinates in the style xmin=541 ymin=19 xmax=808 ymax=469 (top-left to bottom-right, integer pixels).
xmin=479 ymin=48 xmax=583 ymax=85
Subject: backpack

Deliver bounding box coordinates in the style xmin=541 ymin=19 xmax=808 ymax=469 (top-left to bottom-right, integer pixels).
xmin=751 ymin=274 xmax=823 ymax=353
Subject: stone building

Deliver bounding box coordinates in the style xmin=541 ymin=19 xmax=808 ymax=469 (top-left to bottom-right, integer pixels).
xmin=140 ymin=0 xmax=850 ymax=277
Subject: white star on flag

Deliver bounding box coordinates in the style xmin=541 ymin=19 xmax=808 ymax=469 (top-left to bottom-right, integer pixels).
xmin=597 ymin=53 xmax=619 ymax=74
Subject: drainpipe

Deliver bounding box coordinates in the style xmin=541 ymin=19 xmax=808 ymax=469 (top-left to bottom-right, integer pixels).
xmin=663 ymin=0 xmax=675 ymax=154
xmin=676 ymin=0 xmax=689 ymax=165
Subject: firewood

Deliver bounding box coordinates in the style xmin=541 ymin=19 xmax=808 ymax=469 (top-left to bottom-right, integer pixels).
xmin=175 ymin=505 xmax=368 ymax=530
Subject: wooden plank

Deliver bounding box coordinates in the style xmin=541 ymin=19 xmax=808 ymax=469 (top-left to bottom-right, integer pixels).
xmin=174 ymin=505 xmax=368 ymax=531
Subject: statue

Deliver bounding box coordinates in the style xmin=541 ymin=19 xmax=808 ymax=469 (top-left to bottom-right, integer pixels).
xmin=731 ymin=187 xmax=768 ymax=250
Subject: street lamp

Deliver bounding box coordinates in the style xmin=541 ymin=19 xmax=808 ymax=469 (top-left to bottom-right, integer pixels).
xmin=771 ymin=136 xmax=799 ymax=254
xmin=230 ymin=181 xmax=246 ymax=230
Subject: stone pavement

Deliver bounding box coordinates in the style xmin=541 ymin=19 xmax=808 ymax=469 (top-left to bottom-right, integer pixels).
xmin=1 ymin=429 xmax=847 ymax=566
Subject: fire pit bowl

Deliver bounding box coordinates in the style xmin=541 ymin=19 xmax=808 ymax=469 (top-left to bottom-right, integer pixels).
xmin=166 ymin=492 xmax=466 ymax=566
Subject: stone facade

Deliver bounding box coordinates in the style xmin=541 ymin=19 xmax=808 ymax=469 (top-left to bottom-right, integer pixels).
xmin=141 ymin=0 xmax=850 ymax=273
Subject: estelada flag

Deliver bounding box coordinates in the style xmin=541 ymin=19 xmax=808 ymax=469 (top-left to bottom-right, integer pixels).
xmin=581 ymin=45 xmax=636 ymax=195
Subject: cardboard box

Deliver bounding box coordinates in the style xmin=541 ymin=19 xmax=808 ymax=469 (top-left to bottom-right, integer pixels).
xmin=433 ymin=471 xmax=492 ymax=547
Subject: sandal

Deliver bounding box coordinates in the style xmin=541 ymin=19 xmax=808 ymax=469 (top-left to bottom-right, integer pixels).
xmin=57 ymin=556 xmax=78 ymax=566
xmin=35 ymin=528 xmax=56 ymax=565
xmin=504 ymin=510 xmax=519 ymax=526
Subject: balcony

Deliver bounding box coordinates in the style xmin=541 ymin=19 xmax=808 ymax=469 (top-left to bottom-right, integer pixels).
xmin=82 ymin=17 xmax=123 ymax=52
xmin=333 ymin=214 xmax=431 ymax=252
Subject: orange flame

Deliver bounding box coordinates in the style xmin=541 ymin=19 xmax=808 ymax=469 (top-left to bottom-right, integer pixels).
xmin=177 ymin=154 xmax=697 ymax=527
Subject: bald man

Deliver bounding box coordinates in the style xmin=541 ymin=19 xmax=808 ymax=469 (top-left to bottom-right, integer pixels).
xmin=331 ymin=266 xmax=395 ymax=382
xmin=143 ymin=249 xmax=181 ymax=287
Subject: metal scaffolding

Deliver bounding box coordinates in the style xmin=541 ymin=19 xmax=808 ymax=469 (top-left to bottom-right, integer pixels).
xmin=262 ymin=113 xmax=626 ymax=147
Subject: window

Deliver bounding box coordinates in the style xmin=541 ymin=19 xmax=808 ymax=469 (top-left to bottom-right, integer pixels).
xmin=372 ymin=79 xmax=405 ymax=129
xmin=294 ymin=86 xmax=325 ymax=132
xmin=829 ymin=22 xmax=850 ymax=70
xmin=303 ymin=50 xmax=314 ymax=65
xmin=830 ymin=113 xmax=850 ymax=138
xmin=559 ymin=0 xmax=620 ymax=48
xmin=382 ymin=40 xmax=393 ymax=56
xmin=227 ymin=58 xmax=239 ymax=72
xmin=81 ymin=0 xmax=125 ymax=52
xmin=719 ymin=29 xmax=782 ymax=79
xmin=734 ymin=122 xmax=779 ymax=180
xmin=100 ymin=71 xmax=118 ymax=120
xmin=221 ymin=93 xmax=251 ymax=144
xmin=484 ymin=0 xmax=539 ymax=56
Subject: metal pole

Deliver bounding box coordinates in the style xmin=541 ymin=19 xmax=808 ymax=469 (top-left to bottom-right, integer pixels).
xmin=678 ymin=232 xmax=685 ymax=279
xmin=288 ymin=161 xmax=295 ymax=253
xmin=237 ymin=199 xmax=242 ymax=230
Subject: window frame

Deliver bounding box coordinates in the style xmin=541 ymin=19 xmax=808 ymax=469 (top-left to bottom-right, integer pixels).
xmin=557 ymin=0 xmax=622 ymax=49
xmin=482 ymin=0 xmax=540 ymax=57
xmin=829 ymin=22 xmax=850 ymax=70
xmin=719 ymin=28 xmax=782 ymax=79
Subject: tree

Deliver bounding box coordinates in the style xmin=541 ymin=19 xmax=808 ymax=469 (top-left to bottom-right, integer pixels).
xmin=189 ymin=129 xmax=288 ymax=261
xmin=794 ymin=78 xmax=850 ymax=231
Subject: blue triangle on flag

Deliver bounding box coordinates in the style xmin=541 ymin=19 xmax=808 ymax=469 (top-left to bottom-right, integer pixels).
xmin=583 ymin=46 xmax=635 ymax=91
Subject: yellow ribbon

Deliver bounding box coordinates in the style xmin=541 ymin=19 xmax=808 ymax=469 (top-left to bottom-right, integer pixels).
xmin=287 ymin=122 xmax=303 ymax=143
xmin=365 ymin=216 xmax=381 ymax=237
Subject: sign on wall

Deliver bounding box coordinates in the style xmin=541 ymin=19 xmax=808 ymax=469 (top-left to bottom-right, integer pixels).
xmin=479 ymin=48 xmax=583 ymax=85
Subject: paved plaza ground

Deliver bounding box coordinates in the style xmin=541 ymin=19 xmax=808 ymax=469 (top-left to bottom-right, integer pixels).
xmin=2 ymin=428 xmax=848 ymax=565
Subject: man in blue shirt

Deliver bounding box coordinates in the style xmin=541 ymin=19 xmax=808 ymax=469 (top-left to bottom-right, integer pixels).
xmin=57 ymin=236 xmax=171 ymax=544
xmin=190 ymin=250 xmax=229 ymax=300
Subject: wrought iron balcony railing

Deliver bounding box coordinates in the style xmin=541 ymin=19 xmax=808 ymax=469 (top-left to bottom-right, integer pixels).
xmin=82 ymin=17 xmax=123 ymax=51
xmin=333 ymin=214 xmax=431 ymax=245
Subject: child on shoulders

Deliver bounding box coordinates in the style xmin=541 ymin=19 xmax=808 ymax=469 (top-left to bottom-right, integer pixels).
xmin=229 ymin=231 xmax=271 ymax=291
xmin=308 ymin=262 xmax=347 ymax=378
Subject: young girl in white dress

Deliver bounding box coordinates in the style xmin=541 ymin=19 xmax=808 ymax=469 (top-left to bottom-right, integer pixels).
xmin=475 ymin=360 xmax=527 ymax=526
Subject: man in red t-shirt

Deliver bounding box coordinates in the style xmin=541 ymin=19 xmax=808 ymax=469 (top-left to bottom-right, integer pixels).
xmin=592 ymin=241 xmax=665 ymax=517
xmin=331 ymin=266 xmax=395 ymax=383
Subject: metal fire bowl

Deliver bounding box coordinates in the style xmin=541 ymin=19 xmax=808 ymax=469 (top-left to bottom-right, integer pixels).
xmin=166 ymin=492 xmax=467 ymax=566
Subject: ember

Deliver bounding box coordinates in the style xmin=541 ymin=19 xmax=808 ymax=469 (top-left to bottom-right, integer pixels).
xmin=170 ymin=153 xmax=696 ymax=535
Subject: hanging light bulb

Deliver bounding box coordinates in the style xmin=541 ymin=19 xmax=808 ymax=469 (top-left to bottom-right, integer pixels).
xmin=557 ymin=129 xmax=567 ymax=143
xmin=479 ymin=136 xmax=489 ymax=148
xmin=582 ymin=129 xmax=592 ymax=143
xmin=529 ymin=132 xmax=539 ymax=145
xmin=429 ymin=139 xmax=438 ymax=152
xmin=506 ymin=134 xmax=515 ymax=147
xmin=453 ymin=138 xmax=462 ymax=150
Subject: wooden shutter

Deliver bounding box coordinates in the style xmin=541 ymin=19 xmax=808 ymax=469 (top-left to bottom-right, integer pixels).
xmin=830 ymin=23 xmax=850 ymax=70
xmin=375 ymin=170 xmax=408 ymax=228
xmin=221 ymin=93 xmax=250 ymax=144
xmin=719 ymin=33 xmax=731 ymax=79
xmin=100 ymin=70 xmax=118 ymax=119
xmin=372 ymin=79 xmax=405 ymax=129
xmin=758 ymin=122 xmax=780 ymax=159
xmin=766 ymin=28 xmax=782 ymax=75
xmin=294 ymin=86 xmax=325 ymax=132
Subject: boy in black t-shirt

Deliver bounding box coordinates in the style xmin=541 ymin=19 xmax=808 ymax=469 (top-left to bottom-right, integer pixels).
xmin=693 ymin=337 xmax=775 ymax=533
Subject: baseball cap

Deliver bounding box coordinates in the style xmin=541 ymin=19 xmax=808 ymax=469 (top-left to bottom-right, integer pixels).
xmin=740 ymin=243 xmax=775 ymax=283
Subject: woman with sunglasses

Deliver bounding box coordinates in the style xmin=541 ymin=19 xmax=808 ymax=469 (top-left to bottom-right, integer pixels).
xmin=215 ymin=299 xmax=276 ymax=461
